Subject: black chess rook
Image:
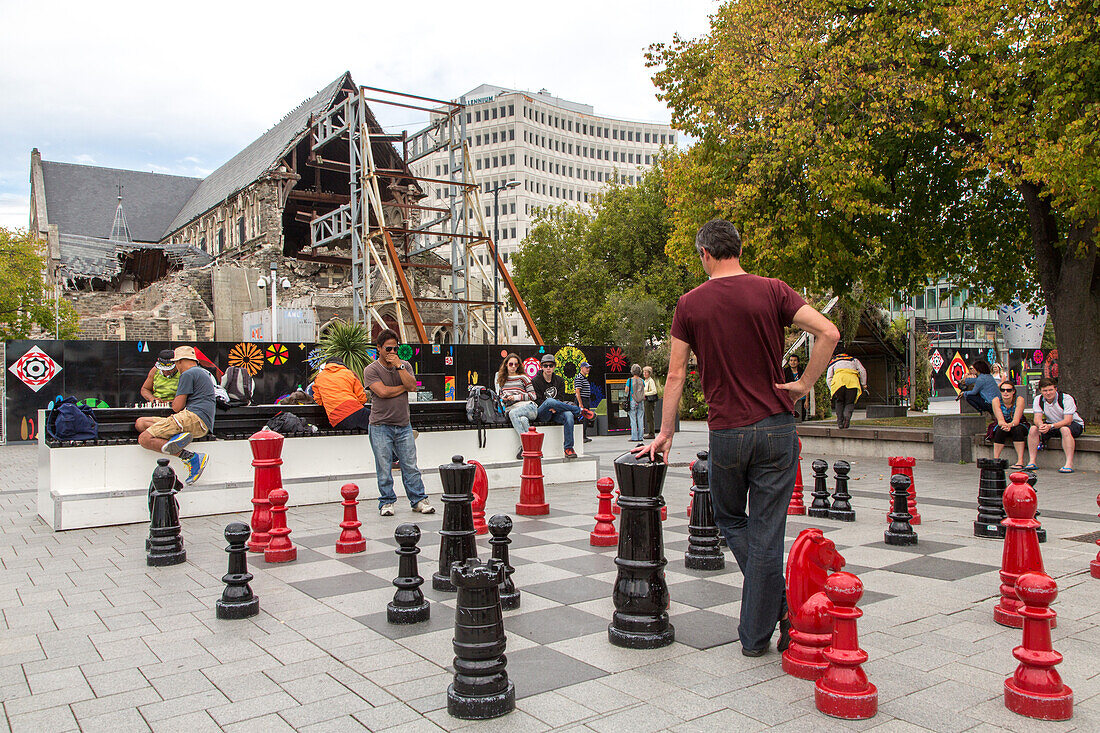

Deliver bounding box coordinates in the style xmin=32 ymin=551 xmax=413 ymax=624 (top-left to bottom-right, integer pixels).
xmin=828 ymin=460 xmax=855 ymax=522
xmin=685 ymin=450 xmax=724 ymax=570
xmin=447 ymin=558 xmax=515 ymax=720
xmin=388 ymin=523 xmax=430 ymax=624
xmin=974 ymin=458 xmax=1008 ymax=539
xmin=434 ymin=456 xmax=479 ymax=591
xmin=884 ymin=474 xmax=918 ymax=546
xmin=147 ymin=459 xmax=186 ymax=566
xmin=488 ymin=514 xmax=520 ymax=610
xmin=216 ymin=522 xmax=259 ymax=620
xmin=807 ymin=459 xmax=831 ymax=518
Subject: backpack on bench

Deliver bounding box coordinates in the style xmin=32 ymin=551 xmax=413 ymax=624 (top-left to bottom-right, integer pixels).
xmin=466 ymin=385 xmax=508 ymax=448
xmin=46 ymin=397 xmax=99 ymax=443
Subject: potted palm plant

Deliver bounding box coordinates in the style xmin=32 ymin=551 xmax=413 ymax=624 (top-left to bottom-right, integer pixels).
xmin=318 ymin=321 xmax=374 ymax=378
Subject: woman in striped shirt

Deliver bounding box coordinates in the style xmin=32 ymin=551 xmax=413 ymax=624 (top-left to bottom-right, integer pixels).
xmin=497 ymin=353 xmax=539 ymax=459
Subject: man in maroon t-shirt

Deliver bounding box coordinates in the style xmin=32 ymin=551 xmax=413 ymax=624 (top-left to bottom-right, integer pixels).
xmin=637 ymin=220 xmax=838 ymax=657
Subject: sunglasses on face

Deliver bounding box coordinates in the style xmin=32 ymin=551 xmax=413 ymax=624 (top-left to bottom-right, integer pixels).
xmin=383 ymin=345 xmax=398 ymax=352
xmin=507 ymin=362 xmax=519 ymax=368
xmin=1000 ymin=388 xmax=1015 ymax=392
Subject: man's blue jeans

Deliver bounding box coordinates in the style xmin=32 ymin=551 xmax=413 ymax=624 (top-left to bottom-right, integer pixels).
xmin=368 ymin=424 xmax=428 ymax=509
xmin=708 ymin=413 xmax=798 ymax=651
xmin=964 ymin=393 xmax=993 ymax=415
xmin=536 ymin=399 xmax=579 ymax=450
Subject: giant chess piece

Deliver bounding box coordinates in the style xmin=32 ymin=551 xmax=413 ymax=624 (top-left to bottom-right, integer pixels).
xmin=1023 ymin=472 xmax=1047 ymax=544
xmin=1093 ymin=492 xmax=1100 ymax=579
xmin=434 ymin=455 xmax=478 ymax=591
xmin=248 ymin=428 xmax=284 ymax=552
xmin=470 ymin=460 xmax=489 ymax=535
xmin=388 ymin=523 xmax=430 ymax=624
xmin=608 ymin=451 xmax=674 ymax=648
xmin=216 ymin=522 xmax=259 ymax=620
xmin=884 ymin=474 xmax=917 ymax=546
xmin=336 ymin=483 xmax=367 ymax=554
xmin=787 ymin=439 xmax=807 ymax=515
xmin=264 ymin=488 xmax=297 ymax=563
xmin=515 ymin=428 xmax=549 ymax=515
xmin=147 ymin=458 xmax=186 ymax=566
xmin=145 ymin=466 xmax=182 ymax=552
xmin=447 ymin=558 xmax=515 ymax=720
xmin=828 ymin=460 xmax=855 ymax=522
xmin=994 ymin=472 xmax=1050 ymax=629
xmin=1004 ymin=572 xmax=1073 ymax=721
xmin=815 ymin=571 xmax=878 ymax=720
xmin=975 ymin=458 xmax=1009 ymax=539
xmin=488 ymin=514 xmax=520 ymax=610
xmin=887 ymin=456 xmax=921 ymax=524
xmin=783 ymin=528 xmax=847 ymax=680
xmin=807 ymin=459 xmax=831 ymax=518
xmin=685 ymin=450 xmax=724 ymax=570
xmin=590 ymin=477 xmax=618 ymax=546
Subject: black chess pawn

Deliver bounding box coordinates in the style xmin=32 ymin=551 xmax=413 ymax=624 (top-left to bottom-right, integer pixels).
xmin=216 ymin=522 xmax=259 ymax=620
xmin=807 ymin=459 xmax=831 ymax=518
xmin=388 ymin=523 xmax=430 ymax=624
xmin=828 ymin=460 xmax=855 ymax=522
xmin=884 ymin=474 xmax=918 ymax=546
xmin=974 ymin=458 xmax=1008 ymax=539
xmin=434 ymin=456 xmax=479 ymax=591
xmin=1023 ymin=471 xmax=1048 ymax=544
xmin=147 ymin=459 xmax=186 ymax=566
xmin=447 ymin=558 xmax=515 ymax=720
xmin=488 ymin=514 xmax=520 ymax=610
xmin=685 ymin=450 xmax=724 ymax=570
xmin=608 ymin=450 xmax=674 ymax=649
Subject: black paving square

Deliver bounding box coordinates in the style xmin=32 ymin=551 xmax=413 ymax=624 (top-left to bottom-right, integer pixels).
xmin=338 ymin=550 xmax=396 ymax=572
xmin=545 ymin=553 xmax=617 ymax=576
xmin=669 ymin=579 xmax=740 ymax=609
xmin=668 ymin=609 xmax=741 ymax=650
xmin=285 ymin=547 xmax=330 ymax=564
xmin=506 ymin=645 xmax=607 ymax=698
xmin=880 ymin=557 xmax=996 ymax=580
xmin=666 ymin=557 xmax=741 ymax=576
xmin=290 ymin=572 xmax=391 ymax=598
xmin=874 ymin=539 xmax=964 ymax=556
xmin=525 ymin=576 xmax=611 ymax=605
xmin=504 ymin=606 xmax=609 ymax=644
xmin=294 ymin=533 xmax=336 ymax=549
xmin=353 ymin=608 xmax=454 ymax=639
xmin=859 ymin=590 xmax=895 ymax=606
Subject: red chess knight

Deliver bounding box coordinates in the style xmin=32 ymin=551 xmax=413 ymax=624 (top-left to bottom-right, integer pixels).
xmin=994 ymin=472 xmax=1049 ymax=628
xmin=1004 ymin=572 xmax=1073 ymax=720
xmin=469 ymin=460 xmax=489 ymax=535
xmin=783 ymin=528 xmax=846 ymax=680
xmin=336 ymin=483 xmax=366 ymax=554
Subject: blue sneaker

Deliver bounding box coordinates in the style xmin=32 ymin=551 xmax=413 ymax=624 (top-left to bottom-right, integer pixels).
xmin=162 ymin=432 xmax=192 ymax=455
xmin=184 ymin=452 xmax=208 ymax=485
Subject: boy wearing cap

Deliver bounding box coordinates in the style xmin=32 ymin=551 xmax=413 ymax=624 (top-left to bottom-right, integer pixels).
xmin=134 ymin=345 xmax=216 ymax=484
xmin=532 ymin=354 xmax=593 ymax=459
xmin=140 ymin=349 xmax=179 ymax=404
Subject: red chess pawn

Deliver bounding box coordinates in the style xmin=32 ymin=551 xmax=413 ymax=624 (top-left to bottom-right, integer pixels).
xmin=887 ymin=456 xmax=921 ymax=525
xmin=469 ymin=460 xmax=489 ymax=535
xmin=516 ymin=427 xmax=549 ymax=516
xmin=336 ymin=483 xmax=366 ymax=554
xmin=994 ymin=472 xmax=1049 ymax=629
xmin=264 ymin=488 xmax=297 ymax=563
xmin=1091 ymin=493 xmax=1100 ymax=579
xmin=248 ymin=428 xmax=284 ymax=552
xmin=783 ymin=528 xmax=847 ymax=680
xmin=815 ymin=571 xmax=878 ymax=720
xmin=787 ymin=438 xmax=806 ymax=515
xmin=590 ymin=477 xmax=618 ymax=546
xmin=1004 ymin=572 xmax=1073 ymax=720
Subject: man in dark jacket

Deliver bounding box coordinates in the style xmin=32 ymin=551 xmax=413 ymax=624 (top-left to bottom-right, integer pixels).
xmin=532 ymin=353 xmax=592 ymax=459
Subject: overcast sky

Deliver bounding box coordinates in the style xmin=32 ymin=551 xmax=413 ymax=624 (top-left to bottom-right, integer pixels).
xmin=0 ymin=0 xmax=716 ymax=230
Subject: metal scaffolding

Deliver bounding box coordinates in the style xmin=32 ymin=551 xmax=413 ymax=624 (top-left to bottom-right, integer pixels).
xmin=306 ymin=85 xmax=541 ymax=345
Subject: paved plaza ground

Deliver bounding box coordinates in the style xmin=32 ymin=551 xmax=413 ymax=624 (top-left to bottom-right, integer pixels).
xmin=2 ymin=423 xmax=1098 ymax=732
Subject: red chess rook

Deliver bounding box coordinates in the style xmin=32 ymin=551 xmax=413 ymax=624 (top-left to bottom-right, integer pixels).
xmin=787 ymin=438 xmax=806 ymax=515
xmin=887 ymin=456 xmax=921 ymax=525
xmin=783 ymin=528 xmax=846 ymax=680
xmin=815 ymin=571 xmax=877 ymax=720
xmin=1004 ymin=572 xmax=1073 ymax=720
xmin=590 ymin=477 xmax=618 ymax=546
xmin=336 ymin=483 xmax=366 ymax=554
xmin=516 ymin=427 xmax=549 ymax=516
xmin=994 ymin=472 xmax=1049 ymax=628
xmin=248 ymin=428 xmax=283 ymax=552
xmin=469 ymin=460 xmax=489 ymax=535
xmin=264 ymin=488 xmax=297 ymax=563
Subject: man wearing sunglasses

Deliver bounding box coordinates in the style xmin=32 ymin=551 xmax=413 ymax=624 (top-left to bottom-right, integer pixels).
xmin=362 ymin=329 xmax=434 ymax=516
xmin=532 ymin=353 xmax=593 ymax=459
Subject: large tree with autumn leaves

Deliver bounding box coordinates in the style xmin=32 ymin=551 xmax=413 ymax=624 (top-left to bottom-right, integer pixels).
xmin=648 ymin=0 xmax=1100 ymax=420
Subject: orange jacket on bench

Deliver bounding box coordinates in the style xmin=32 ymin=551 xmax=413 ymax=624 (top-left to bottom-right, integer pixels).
xmin=313 ymin=363 xmax=368 ymax=426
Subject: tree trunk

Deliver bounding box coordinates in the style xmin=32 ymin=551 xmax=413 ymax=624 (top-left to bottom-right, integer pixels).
xmin=1020 ymin=182 xmax=1100 ymax=423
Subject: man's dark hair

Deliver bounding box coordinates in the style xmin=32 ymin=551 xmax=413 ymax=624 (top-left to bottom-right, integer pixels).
xmin=695 ymin=220 xmax=743 ymax=260
xmin=971 ymin=360 xmax=991 ymax=375
xmin=376 ymin=329 xmax=400 ymax=347
xmin=1038 ymin=377 xmax=1058 ymax=390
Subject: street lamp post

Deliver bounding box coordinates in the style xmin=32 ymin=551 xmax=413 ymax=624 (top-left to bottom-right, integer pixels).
xmin=490 ymin=179 xmax=520 ymax=344
xmin=256 ymin=262 xmax=291 ymax=342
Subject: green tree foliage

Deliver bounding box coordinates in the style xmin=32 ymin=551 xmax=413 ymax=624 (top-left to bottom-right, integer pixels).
xmin=319 ymin=321 xmax=373 ymax=378
xmin=0 ymin=227 xmax=80 ymax=339
xmin=511 ymin=162 xmax=698 ymax=362
xmin=648 ymin=0 xmax=1100 ymax=419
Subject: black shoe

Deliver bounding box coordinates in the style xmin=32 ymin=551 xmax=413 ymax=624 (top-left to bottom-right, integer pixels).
xmin=741 ymin=646 xmax=768 ymax=657
xmin=516 ymin=448 xmax=524 ymax=460
xmin=777 ymin=616 xmax=791 ymax=653
xmin=583 ymin=437 xmax=592 ymax=443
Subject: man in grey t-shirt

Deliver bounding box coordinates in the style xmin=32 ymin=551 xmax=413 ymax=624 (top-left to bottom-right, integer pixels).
xmin=361 ymin=329 xmax=434 ymax=517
